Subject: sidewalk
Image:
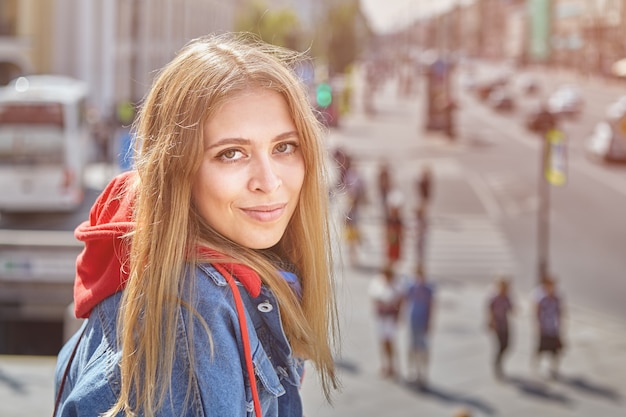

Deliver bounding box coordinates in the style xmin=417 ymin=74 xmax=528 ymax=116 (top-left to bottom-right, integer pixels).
xmin=301 ymin=77 xmax=626 ymax=416
xmin=301 ymin=263 xmax=626 ymax=417
xmin=2 ymin=275 xmax=624 ymax=417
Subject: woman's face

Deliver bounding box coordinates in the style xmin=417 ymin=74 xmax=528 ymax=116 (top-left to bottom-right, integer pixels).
xmin=193 ymin=88 xmax=305 ymax=249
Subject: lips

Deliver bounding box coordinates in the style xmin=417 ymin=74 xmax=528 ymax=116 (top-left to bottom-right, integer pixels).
xmin=240 ymin=204 xmax=287 ymax=222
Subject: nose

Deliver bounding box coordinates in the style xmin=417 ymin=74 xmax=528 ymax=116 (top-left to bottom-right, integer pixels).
xmin=248 ymin=155 xmax=281 ymax=193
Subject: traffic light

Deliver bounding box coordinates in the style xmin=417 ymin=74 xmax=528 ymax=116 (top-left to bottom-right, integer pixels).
xmin=316 ymin=83 xmax=333 ymax=108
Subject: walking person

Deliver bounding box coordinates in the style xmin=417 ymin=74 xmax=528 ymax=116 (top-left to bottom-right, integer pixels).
xmin=415 ymin=202 xmax=429 ymax=268
xmin=332 ymin=147 xmax=349 ymax=191
xmin=385 ymin=203 xmax=404 ymax=269
xmin=343 ymin=158 xmax=366 ymax=267
xmin=377 ymin=161 xmax=391 ymax=218
xmin=487 ymin=276 xmax=514 ymax=380
xmin=405 ymin=263 xmax=435 ymax=387
xmin=416 ymin=165 xmax=434 ymax=207
xmin=535 ymin=276 xmax=565 ymax=379
xmin=54 ymin=33 xmax=339 ymax=417
xmin=368 ymin=266 xmax=404 ymax=379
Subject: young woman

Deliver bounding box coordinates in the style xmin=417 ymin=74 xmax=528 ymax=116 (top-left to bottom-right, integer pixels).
xmin=54 ymin=33 xmax=339 ymax=417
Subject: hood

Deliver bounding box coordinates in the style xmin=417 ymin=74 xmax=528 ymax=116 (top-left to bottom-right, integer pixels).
xmin=73 ymin=171 xmax=261 ymax=318
xmin=73 ymin=171 xmax=135 ymax=318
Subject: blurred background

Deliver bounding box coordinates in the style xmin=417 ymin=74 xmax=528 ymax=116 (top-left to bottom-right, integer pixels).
xmin=0 ymin=0 xmax=625 ymax=416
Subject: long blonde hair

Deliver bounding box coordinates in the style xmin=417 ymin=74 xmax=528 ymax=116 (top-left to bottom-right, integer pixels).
xmin=107 ymin=33 xmax=339 ymax=416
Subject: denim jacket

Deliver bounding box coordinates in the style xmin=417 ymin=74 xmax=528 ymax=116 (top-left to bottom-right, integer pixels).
xmin=54 ymin=264 xmax=305 ymax=416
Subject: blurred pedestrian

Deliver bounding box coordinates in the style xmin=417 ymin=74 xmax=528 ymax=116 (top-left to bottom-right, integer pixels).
xmin=415 ymin=202 xmax=428 ymax=267
xmin=369 ymin=266 xmax=404 ymax=378
xmin=377 ymin=161 xmax=391 ymax=217
xmin=534 ymin=276 xmax=565 ymax=378
xmin=332 ymin=147 xmax=349 ymax=191
xmin=405 ymin=263 xmax=435 ymax=387
xmin=385 ymin=202 xmax=404 ymax=269
xmin=344 ymin=193 xmax=362 ymax=267
xmin=487 ymin=276 xmax=514 ymax=380
xmin=90 ymin=111 xmax=114 ymax=163
xmin=343 ymin=158 xmax=366 ymax=267
xmin=342 ymin=154 xmax=366 ymax=209
xmin=416 ymin=165 xmax=433 ymax=207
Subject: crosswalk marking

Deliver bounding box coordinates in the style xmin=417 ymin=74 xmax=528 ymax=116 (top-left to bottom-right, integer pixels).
xmin=416 ymin=215 xmax=516 ymax=281
xmin=342 ymin=212 xmax=516 ymax=282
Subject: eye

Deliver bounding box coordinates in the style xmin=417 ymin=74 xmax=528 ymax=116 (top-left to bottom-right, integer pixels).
xmin=216 ymin=148 xmax=245 ymax=162
xmin=274 ymin=141 xmax=298 ymax=155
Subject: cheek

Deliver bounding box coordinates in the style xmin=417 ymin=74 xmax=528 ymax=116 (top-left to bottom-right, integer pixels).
xmin=295 ymin=171 xmax=305 ymax=196
xmin=289 ymin=160 xmax=306 ymax=194
xmin=193 ymin=168 xmax=228 ymax=220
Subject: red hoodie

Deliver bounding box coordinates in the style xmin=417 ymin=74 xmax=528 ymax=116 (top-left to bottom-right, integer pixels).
xmin=73 ymin=171 xmax=261 ymax=318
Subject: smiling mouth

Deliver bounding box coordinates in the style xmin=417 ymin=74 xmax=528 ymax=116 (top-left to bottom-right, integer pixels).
xmin=241 ymin=204 xmax=287 ymax=222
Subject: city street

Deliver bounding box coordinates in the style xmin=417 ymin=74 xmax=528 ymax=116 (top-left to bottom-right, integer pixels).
xmin=327 ymin=61 xmax=626 ymax=318
xmin=1 ymin=1 xmax=625 ymax=416
xmin=2 ymin=64 xmax=626 ymax=416
xmin=301 ymin=65 xmax=626 ymax=416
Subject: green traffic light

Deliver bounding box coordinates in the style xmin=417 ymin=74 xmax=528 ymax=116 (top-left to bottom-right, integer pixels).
xmin=316 ymin=83 xmax=333 ymax=108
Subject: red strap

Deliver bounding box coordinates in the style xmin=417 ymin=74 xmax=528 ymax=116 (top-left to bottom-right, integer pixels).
xmin=213 ymin=263 xmax=263 ymax=416
xmin=197 ymin=247 xmax=262 ymax=297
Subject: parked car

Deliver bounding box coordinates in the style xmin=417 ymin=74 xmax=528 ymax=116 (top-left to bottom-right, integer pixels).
xmin=475 ymin=77 xmax=508 ymax=101
xmin=487 ymin=88 xmax=515 ymax=112
xmin=518 ymin=75 xmax=540 ymax=95
xmin=525 ymin=104 xmax=557 ymax=134
xmin=586 ymin=100 xmax=626 ymax=163
xmin=547 ymin=85 xmax=584 ymax=118
xmin=605 ymin=95 xmax=626 ymax=119
xmin=585 ymin=121 xmax=626 ymax=163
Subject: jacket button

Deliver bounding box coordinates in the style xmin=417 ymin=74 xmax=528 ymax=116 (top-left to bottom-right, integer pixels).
xmin=257 ymin=301 xmax=273 ymax=313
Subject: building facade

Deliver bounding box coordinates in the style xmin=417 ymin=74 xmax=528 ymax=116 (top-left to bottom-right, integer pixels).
xmin=0 ymin=0 xmax=237 ymax=119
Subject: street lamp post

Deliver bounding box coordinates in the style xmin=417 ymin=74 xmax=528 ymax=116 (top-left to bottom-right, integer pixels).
xmin=535 ymin=108 xmax=568 ymax=281
xmin=537 ymin=131 xmax=550 ymax=280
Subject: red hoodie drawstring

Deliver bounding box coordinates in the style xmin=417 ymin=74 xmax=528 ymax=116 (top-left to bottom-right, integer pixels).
xmin=212 ymin=262 xmax=263 ymax=417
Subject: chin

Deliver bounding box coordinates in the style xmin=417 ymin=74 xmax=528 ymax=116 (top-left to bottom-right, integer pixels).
xmin=238 ymin=236 xmax=281 ymax=250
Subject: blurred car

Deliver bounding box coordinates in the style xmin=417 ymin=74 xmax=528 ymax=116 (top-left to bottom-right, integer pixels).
xmin=586 ymin=100 xmax=626 ymax=163
xmin=518 ymin=75 xmax=540 ymax=95
xmin=475 ymin=77 xmax=508 ymax=101
xmin=487 ymin=88 xmax=515 ymax=112
xmin=525 ymin=104 xmax=557 ymax=134
xmin=605 ymin=95 xmax=626 ymax=119
xmin=547 ymin=85 xmax=584 ymax=118
xmin=585 ymin=121 xmax=626 ymax=163
xmin=460 ymin=73 xmax=477 ymax=91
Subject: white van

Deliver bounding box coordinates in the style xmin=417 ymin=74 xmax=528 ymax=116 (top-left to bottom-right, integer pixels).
xmin=0 ymin=75 xmax=91 ymax=212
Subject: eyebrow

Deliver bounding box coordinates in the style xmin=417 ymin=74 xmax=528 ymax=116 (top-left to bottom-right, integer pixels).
xmin=206 ymin=131 xmax=299 ymax=150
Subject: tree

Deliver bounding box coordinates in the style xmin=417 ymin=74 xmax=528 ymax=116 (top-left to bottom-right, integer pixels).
xmin=234 ymin=0 xmax=305 ymax=51
xmin=321 ymin=0 xmax=372 ymax=75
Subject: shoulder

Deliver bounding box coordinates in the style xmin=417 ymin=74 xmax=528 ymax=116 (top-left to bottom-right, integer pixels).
xmin=192 ymin=264 xmax=248 ymax=305
xmin=55 ymin=295 xmax=124 ymax=415
xmin=185 ymin=264 xmax=254 ymax=328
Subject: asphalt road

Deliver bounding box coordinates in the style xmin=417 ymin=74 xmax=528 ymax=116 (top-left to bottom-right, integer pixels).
xmin=331 ymin=62 xmax=626 ymax=324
